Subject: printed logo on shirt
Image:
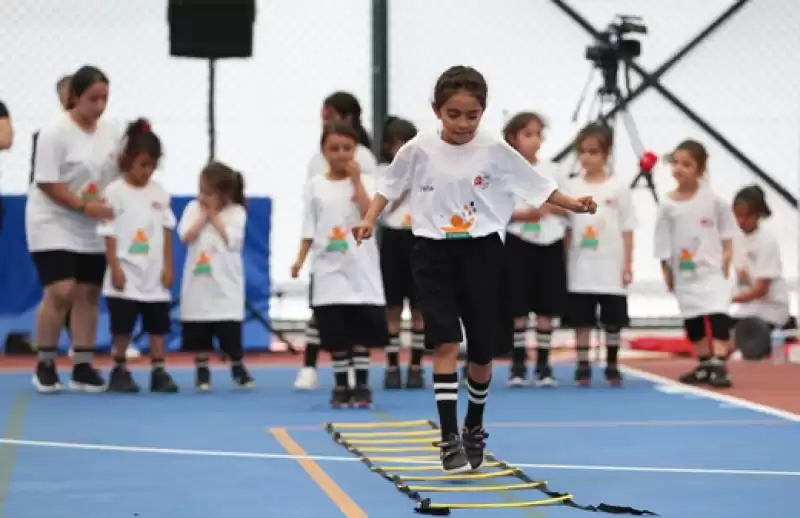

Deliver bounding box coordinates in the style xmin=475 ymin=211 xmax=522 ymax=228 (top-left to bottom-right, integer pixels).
xmin=579 ymin=225 xmax=599 ymax=249
xmin=441 ymin=203 xmax=475 ymax=239
xmin=326 ymin=226 xmax=349 ymax=253
xmin=81 ymin=183 xmax=100 ymax=202
xmin=152 ymin=201 xmax=163 ymax=211
xmin=678 ymin=248 xmax=696 ymax=271
xmin=401 ymin=213 xmax=412 ymax=228
xmin=128 ymin=230 xmax=150 ymax=254
xmin=420 ymin=184 xmax=434 ymax=193
xmin=604 ymin=198 xmax=615 ymax=207
xmin=700 ymin=218 xmax=713 ymax=227
xmin=522 ymin=222 xmax=540 ymax=233
xmin=473 ymin=174 xmax=491 ymax=190
xmin=193 ymin=252 xmax=213 ymax=276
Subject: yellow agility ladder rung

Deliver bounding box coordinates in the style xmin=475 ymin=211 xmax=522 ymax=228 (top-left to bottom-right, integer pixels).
xmin=417 ymin=494 xmax=572 ymax=511
xmin=344 ymin=437 xmax=437 ymax=445
xmin=399 ymin=468 xmax=519 ymax=482
xmin=326 ymin=420 xmax=432 ymax=429
xmin=406 ymin=481 xmax=543 ymax=492
xmin=367 ymin=456 xmax=439 ymax=463
xmin=357 ymin=446 xmax=439 ymax=453
xmin=382 ymin=462 xmax=501 ymax=472
xmin=337 ymin=429 xmax=440 ymax=438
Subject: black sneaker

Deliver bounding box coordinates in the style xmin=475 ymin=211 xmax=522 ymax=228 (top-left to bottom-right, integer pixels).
xmin=150 ymin=368 xmax=179 ymax=393
xmin=437 ymin=434 xmax=471 ymax=474
xmin=107 ymin=367 xmax=140 ymax=393
xmin=69 ymin=363 xmax=106 ymax=392
xmin=604 ymin=365 xmax=623 ymax=387
xmin=461 ymin=426 xmax=488 ymax=470
xmin=195 ymin=365 xmax=211 ymax=392
xmin=508 ymin=363 xmax=529 ymax=387
xmin=231 ymin=364 xmax=255 ymax=389
xmin=534 ymin=364 xmax=558 ymax=387
xmin=351 ymin=385 xmax=373 ymax=409
xmin=574 ymin=362 xmax=592 ymax=388
xmin=405 ymin=367 xmax=425 ymax=389
xmin=383 ymin=368 xmax=402 ymax=390
xmin=679 ymin=365 xmax=711 ymax=385
xmin=330 ymin=387 xmax=351 ymax=409
xmin=32 ymin=361 xmax=62 ymax=393
xmin=708 ymin=364 xmax=733 ymax=389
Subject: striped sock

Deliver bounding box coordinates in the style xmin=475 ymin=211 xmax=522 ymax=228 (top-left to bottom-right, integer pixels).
xmin=410 ymin=330 xmax=425 ymax=366
xmin=511 ymin=328 xmax=527 ymax=365
xmin=433 ymin=372 xmax=459 ymax=439
xmin=605 ymin=331 xmax=620 ymax=365
xmin=37 ymin=345 xmax=57 ymax=364
xmin=536 ymin=328 xmax=552 ymax=367
xmin=577 ymin=341 xmax=591 ymax=364
xmin=465 ymin=376 xmax=491 ymax=429
xmin=353 ymin=349 xmax=370 ymax=386
xmin=332 ymin=355 xmax=350 ymax=388
xmin=304 ymin=320 xmax=320 ymax=368
xmin=386 ymin=333 xmax=401 ymax=368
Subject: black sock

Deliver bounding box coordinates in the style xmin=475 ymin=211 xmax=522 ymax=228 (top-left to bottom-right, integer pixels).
xmin=511 ymin=328 xmax=527 ymax=365
xmin=698 ymin=355 xmax=712 ymax=367
xmin=465 ymin=376 xmax=491 ymax=429
xmin=304 ymin=320 xmax=320 ymax=368
xmin=710 ymin=355 xmax=727 ymax=367
xmin=410 ymin=330 xmax=425 ymax=367
xmin=605 ymin=331 xmax=620 ymax=365
xmin=576 ymin=341 xmax=591 ymax=364
xmin=151 ymin=357 xmax=165 ymax=370
xmin=433 ymin=372 xmax=459 ymax=439
xmin=37 ymin=345 xmax=57 ymax=364
xmin=114 ymin=356 xmax=126 ymax=368
xmin=386 ymin=333 xmax=400 ymax=369
xmin=332 ymin=354 xmax=350 ymax=388
xmin=353 ymin=349 xmax=370 ymax=386
xmin=196 ymin=355 xmax=209 ymax=368
xmin=536 ymin=328 xmax=552 ymax=367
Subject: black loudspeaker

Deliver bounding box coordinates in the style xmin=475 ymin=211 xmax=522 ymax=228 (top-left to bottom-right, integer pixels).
xmin=168 ymin=0 xmax=256 ymax=59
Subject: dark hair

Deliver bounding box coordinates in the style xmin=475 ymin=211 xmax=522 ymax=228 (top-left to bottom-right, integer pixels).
xmin=320 ymin=120 xmax=359 ymax=148
xmin=380 ymin=116 xmax=417 ymax=163
xmin=575 ymin=122 xmax=613 ymax=153
xmin=119 ymin=118 xmax=162 ymax=171
xmin=202 ymin=161 xmax=246 ymax=206
xmin=323 ymin=92 xmax=371 ymax=149
xmin=432 ymin=66 xmax=488 ymax=110
xmin=671 ymin=139 xmax=708 ymax=173
xmin=503 ymin=112 xmax=546 ymax=146
xmin=56 ymin=75 xmax=71 ymax=93
xmin=66 ymin=65 xmax=109 ymax=110
xmin=734 ymin=185 xmax=771 ymax=218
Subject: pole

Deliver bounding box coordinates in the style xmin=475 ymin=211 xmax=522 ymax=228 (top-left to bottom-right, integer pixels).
xmin=207 ymin=58 xmax=216 ymax=162
xmin=371 ymin=0 xmax=389 ymax=156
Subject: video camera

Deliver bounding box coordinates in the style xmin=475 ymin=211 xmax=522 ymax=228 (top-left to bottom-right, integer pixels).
xmin=586 ymin=15 xmax=647 ymax=67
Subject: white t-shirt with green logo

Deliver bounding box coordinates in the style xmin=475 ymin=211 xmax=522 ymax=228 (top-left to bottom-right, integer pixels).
xmin=506 ymin=160 xmax=567 ymax=245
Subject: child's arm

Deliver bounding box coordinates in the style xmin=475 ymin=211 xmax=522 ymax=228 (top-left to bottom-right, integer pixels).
xmin=618 ymin=187 xmax=637 ymax=286
xmin=293 ymin=180 xmax=317 ymax=277
xmin=510 ymin=205 xmax=542 ymax=222
xmin=178 ymin=201 xmax=207 ymax=244
xmin=563 ymin=228 xmax=572 ymax=252
xmin=541 ymin=203 xmax=569 ymax=217
xmin=622 ymin=231 xmax=634 ymax=286
xmin=387 ymin=190 xmax=410 ymax=214
xmin=660 ymin=260 xmax=675 ymax=292
xmin=721 ymin=239 xmax=733 ymax=279
xmin=291 ymin=239 xmax=313 ymax=278
xmin=653 ymin=203 xmax=673 ymax=291
xmin=351 ymin=176 xmax=372 ymax=219
xmin=96 ymin=190 xmax=124 ymax=290
xmin=715 ymin=195 xmax=737 ymax=279
xmin=162 ymin=228 xmax=174 ymax=289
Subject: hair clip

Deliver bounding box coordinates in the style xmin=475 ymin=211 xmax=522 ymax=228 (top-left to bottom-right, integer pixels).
xmin=140 ymin=121 xmax=150 ymax=133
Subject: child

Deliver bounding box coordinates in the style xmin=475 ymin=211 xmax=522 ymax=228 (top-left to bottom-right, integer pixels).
xmin=730 ymin=186 xmax=791 ymax=336
xmin=178 ymin=161 xmax=255 ymax=391
xmin=503 ymin=112 xmax=568 ymax=388
xmin=292 ymin=121 xmax=389 ymax=408
xmin=100 ymin=119 xmax=179 ymax=393
xmin=353 ymin=65 xmax=596 ymax=473
xmin=654 ymin=139 xmax=735 ymax=388
xmin=295 ymin=91 xmax=378 ymax=391
xmin=562 ymin=123 xmax=636 ymax=388
xmin=377 ymin=116 xmax=426 ymax=390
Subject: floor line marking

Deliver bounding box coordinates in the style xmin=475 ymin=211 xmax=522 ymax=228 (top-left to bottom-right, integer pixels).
xmin=0 ymin=395 xmax=28 ymax=518
xmin=269 ymin=428 xmax=368 ymax=518
xmin=0 ymin=436 xmax=797 ymax=477
xmin=620 ymin=365 xmax=800 ymax=422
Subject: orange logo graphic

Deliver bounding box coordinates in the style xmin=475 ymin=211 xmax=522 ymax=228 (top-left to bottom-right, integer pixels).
xmin=401 ymin=213 xmax=412 ymax=228
xmin=678 ymin=248 xmax=695 ymax=271
xmin=193 ymin=252 xmax=212 ymax=276
xmin=580 ymin=225 xmax=599 ymax=249
xmin=128 ymin=229 xmax=149 ymax=254
xmin=326 ymin=226 xmax=349 ymax=253
xmin=82 ymin=183 xmax=100 ymax=202
xmin=441 ymin=203 xmax=475 ymax=239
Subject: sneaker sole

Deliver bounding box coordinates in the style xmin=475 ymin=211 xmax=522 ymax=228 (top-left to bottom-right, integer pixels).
xmin=535 ymin=379 xmax=558 ymax=388
xmin=196 ymin=384 xmax=212 ymax=392
xmin=32 ymin=376 xmax=62 ymax=393
xmin=69 ymin=381 xmax=107 ymax=393
xmin=508 ymin=378 xmax=529 ymax=387
xmin=442 ymin=462 xmax=473 ymax=475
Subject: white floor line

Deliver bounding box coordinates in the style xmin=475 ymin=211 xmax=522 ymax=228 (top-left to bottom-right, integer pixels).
xmin=1 ymin=437 xmax=798 ymax=477
xmin=620 ymin=365 xmax=800 ymax=423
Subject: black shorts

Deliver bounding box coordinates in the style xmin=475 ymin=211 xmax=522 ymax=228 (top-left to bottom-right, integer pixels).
xmin=506 ymin=234 xmax=567 ymax=318
xmin=31 ymin=250 xmax=106 ymax=287
xmin=313 ymin=304 xmax=390 ymax=353
xmin=106 ymin=297 xmax=171 ymax=336
xmin=562 ymin=293 xmax=629 ymax=330
xmin=181 ymin=320 xmax=242 ymax=353
xmin=684 ymin=313 xmax=732 ymax=342
xmin=379 ymin=226 xmax=417 ymax=308
xmin=412 ymin=233 xmax=513 ymax=365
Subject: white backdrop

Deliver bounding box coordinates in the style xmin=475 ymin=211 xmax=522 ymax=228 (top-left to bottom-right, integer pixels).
xmin=1 ymin=0 xmax=797 ymax=295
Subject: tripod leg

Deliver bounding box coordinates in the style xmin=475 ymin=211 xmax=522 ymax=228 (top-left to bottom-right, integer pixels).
xmin=245 ymin=301 xmax=299 ymax=354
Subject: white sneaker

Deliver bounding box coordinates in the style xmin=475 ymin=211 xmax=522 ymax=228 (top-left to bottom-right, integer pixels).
xmin=294 ymin=367 xmax=319 ymax=390
xmin=125 ymin=344 xmax=142 ymax=359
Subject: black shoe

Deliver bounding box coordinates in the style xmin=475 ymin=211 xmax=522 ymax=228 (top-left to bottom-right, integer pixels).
xmin=461 ymin=426 xmax=488 ymax=470
xmin=383 ymin=368 xmax=402 ymax=390
xmin=508 ymin=363 xmax=529 ymax=387
xmin=708 ymin=365 xmax=732 ymax=389
xmin=574 ymin=362 xmax=592 ymax=388
xmin=534 ymin=364 xmax=558 ymax=388
xmin=69 ymin=363 xmax=106 ymax=392
xmin=231 ymin=364 xmax=255 ymax=389
xmin=150 ymin=368 xmax=179 ymax=393
xmin=195 ymin=365 xmax=211 ymax=392
xmin=405 ymin=367 xmax=425 ymax=389
xmin=679 ymin=365 xmax=711 ymax=385
xmin=107 ymin=367 xmax=140 ymax=393
xmin=604 ymin=365 xmax=623 ymax=387
xmin=33 ymin=361 xmax=62 ymax=393
xmin=351 ymin=385 xmax=373 ymax=409
xmin=437 ymin=434 xmax=471 ymax=474
xmin=330 ymin=387 xmax=351 ymax=409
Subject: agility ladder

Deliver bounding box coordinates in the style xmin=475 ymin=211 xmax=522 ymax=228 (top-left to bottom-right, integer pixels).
xmin=325 ymin=419 xmax=656 ymax=515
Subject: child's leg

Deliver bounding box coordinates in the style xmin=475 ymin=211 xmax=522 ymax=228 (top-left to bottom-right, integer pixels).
xmin=564 ymin=293 xmax=596 ymax=386
xmin=314 ymin=306 xmax=353 ymax=407
xmin=144 ymin=302 xmax=178 ymax=393
xmin=106 ymin=298 xmax=140 ymax=393
xmin=533 ymin=315 xmax=557 ymax=385
xmin=406 ymin=309 xmax=426 ymax=389
xmin=182 ymin=322 xmax=213 ymax=390
xmin=599 ymin=295 xmax=629 ymax=386
xmin=295 ymin=314 xmax=320 ymax=390
xmin=679 ymin=316 xmax=714 ymax=384
xmin=707 ymin=314 xmax=733 ymax=388
xmin=384 ymin=306 xmax=403 ymax=389
xmin=216 ymin=321 xmax=254 ymax=388
xmin=509 ymin=315 xmax=529 ymax=385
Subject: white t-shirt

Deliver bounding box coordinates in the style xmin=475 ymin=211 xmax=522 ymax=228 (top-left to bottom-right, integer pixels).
xmin=97 ymin=178 xmax=176 ymax=302
xmin=563 ymin=174 xmax=636 ymax=295
xmin=507 ymin=161 xmax=567 ymax=245
xmin=654 ymin=187 xmax=737 ymax=319
xmin=302 ymin=174 xmax=385 ymax=307
xmin=306 ymin=144 xmax=377 ymax=180
xmin=178 ymin=200 xmax=247 ymax=322
xmin=26 ymin=113 xmax=122 ymax=253
xmin=377 ymin=130 xmax=557 ymax=240
xmin=731 ymin=227 xmax=790 ymax=326
xmin=377 ymin=163 xmax=413 ymax=230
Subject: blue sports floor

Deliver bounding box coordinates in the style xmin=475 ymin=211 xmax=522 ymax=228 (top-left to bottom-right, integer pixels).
xmin=0 ymin=363 xmax=798 ymax=517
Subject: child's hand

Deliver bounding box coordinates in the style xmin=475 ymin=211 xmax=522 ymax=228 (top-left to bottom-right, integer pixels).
xmin=352 ymin=219 xmax=375 ymax=244
xmin=574 ymin=196 xmax=597 ymax=214
xmin=722 ymin=257 xmax=732 ymax=279
xmin=736 ymin=268 xmax=749 ymax=286
xmin=83 ymin=199 xmax=114 ymax=221
xmin=290 ymin=261 xmax=302 ymax=279
xmin=622 ymin=265 xmax=633 ymax=287
xmin=345 ymin=160 xmax=361 ymax=180
xmin=162 ymin=267 xmax=173 ymax=289
xmin=111 ymin=266 xmax=126 ymax=291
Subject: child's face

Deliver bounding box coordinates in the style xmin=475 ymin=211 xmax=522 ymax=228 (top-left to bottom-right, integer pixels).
xmin=198 ymin=179 xmax=223 ymax=211
xmin=733 ymin=202 xmax=758 ymax=233
xmin=321 ymin=106 xmax=347 ymax=127
xmin=577 ymin=136 xmax=607 ymax=174
xmin=322 ymin=133 xmax=356 ymax=173
xmin=127 ymin=153 xmax=157 ymax=186
xmin=671 ymin=149 xmax=702 ymax=187
xmin=511 ymin=120 xmax=542 ymax=162
xmin=72 ymin=81 xmax=108 ymax=122
xmin=434 ymin=90 xmax=483 ymax=145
